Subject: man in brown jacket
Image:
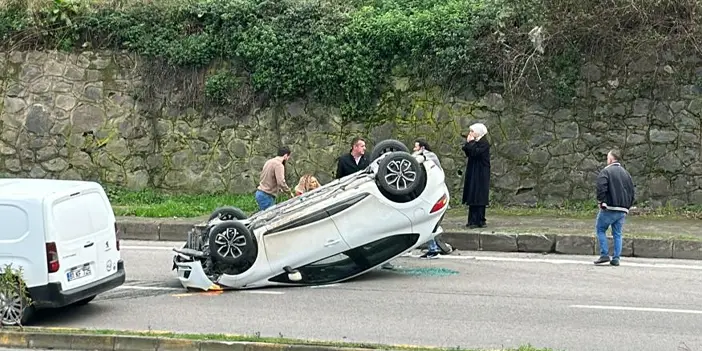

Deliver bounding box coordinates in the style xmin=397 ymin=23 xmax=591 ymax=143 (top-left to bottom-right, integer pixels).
xmin=255 ymin=146 xmax=293 ymax=211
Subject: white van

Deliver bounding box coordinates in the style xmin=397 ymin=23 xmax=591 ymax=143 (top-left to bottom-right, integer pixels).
xmin=0 ymin=178 xmax=125 ymax=326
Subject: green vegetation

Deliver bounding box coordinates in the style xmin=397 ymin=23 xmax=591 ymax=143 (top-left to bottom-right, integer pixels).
xmin=1 ymin=0 xmax=699 ymax=120
xmin=106 ymin=185 xmax=702 ymax=220
xmin=0 ymin=264 xmax=32 ymax=328
xmin=0 ymin=327 xmax=561 ymax=350
xmin=106 ymin=185 xmax=263 ymax=217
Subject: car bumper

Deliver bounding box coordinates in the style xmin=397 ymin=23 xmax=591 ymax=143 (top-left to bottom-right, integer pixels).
xmin=28 ymin=260 xmax=126 ymax=309
xmin=173 ymin=260 xmax=223 ymax=292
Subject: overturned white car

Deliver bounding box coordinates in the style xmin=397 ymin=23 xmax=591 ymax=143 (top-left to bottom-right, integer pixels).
xmin=171 ymin=139 xmax=451 ymax=291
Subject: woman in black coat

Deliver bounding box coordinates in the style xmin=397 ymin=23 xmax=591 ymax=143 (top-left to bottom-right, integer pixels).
xmin=461 ymin=123 xmax=491 ymax=228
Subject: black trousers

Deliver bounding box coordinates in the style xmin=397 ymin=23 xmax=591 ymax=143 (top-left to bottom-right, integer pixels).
xmin=467 ymin=205 xmax=486 ymax=226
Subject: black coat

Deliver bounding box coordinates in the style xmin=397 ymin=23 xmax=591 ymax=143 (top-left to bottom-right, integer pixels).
xmin=461 ymin=138 xmax=491 ymax=206
xmin=335 ymin=152 xmax=370 ymax=179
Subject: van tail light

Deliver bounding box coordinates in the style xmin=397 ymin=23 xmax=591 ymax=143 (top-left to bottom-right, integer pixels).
xmin=115 ymin=222 xmax=121 ymax=251
xmin=46 ymin=242 xmax=60 ymax=273
xmin=430 ymin=193 xmax=448 ymax=214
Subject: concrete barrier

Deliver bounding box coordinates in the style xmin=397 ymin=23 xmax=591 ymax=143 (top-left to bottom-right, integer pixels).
xmin=116 ymin=216 xmax=702 ymax=260
xmin=0 ymin=329 xmax=375 ymax=351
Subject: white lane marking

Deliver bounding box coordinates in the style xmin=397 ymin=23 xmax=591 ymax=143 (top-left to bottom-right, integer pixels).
xmin=121 ymin=246 xmax=176 ymax=251
xmin=406 ymin=254 xmax=702 ymax=271
xmin=570 ymin=304 xmax=702 ymax=314
xmin=116 ymin=285 xmax=182 ymax=291
xmin=117 ymin=285 xmax=285 ymax=294
xmin=310 ymin=284 xmax=340 ymax=289
xmin=121 ymin=245 xmax=702 ymax=271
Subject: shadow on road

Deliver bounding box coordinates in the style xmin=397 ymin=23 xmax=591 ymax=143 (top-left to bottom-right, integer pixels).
xmin=30 ymin=302 xmax=114 ymax=327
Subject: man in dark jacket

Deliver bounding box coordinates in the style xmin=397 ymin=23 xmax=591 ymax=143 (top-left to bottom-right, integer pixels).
xmin=335 ymin=137 xmax=370 ymax=179
xmin=594 ymin=149 xmax=635 ymax=266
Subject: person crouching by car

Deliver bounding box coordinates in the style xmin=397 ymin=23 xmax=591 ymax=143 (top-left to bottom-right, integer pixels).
xmin=294 ymin=174 xmax=321 ymax=196
xmin=413 ymin=138 xmax=445 ymax=259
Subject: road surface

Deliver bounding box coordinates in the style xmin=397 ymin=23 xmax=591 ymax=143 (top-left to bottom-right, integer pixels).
xmin=24 ymin=240 xmax=702 ymax=351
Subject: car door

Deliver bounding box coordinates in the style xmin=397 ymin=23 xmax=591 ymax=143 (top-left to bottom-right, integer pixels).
xmin=262 ymin=206 xmax=350 ymax=273
xmin=329 ymin=191 xmax=414 ymax=249
xmin=47 ymin=188 xmax=120 ymax=291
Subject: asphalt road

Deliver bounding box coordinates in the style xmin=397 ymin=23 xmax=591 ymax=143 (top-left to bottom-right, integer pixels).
xmin=26 ymin=240 xmax=702 ymax=351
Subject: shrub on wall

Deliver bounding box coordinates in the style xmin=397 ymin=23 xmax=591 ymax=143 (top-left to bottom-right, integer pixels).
xmin=0 ymin=0 xmax=700 ymax=120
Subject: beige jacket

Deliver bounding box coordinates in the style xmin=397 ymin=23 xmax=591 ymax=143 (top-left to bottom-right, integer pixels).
xmin=257 ymin=156 xmax=290 ymax=197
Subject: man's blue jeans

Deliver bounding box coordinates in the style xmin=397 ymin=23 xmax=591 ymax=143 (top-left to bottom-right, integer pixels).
xmin=596 ymin=209 xmax=627 ymax=259
xmin=255 ymin=190 xmax=275 ymax=211
xmin=427 ymin=239 xmax=440 ymax=253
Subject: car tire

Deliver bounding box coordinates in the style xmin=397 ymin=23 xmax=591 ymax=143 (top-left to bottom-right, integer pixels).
xmin=376 ymin=151 xmax=422 ymax=196
xmin=207 ymin=220 xmax=257 ymax=266
xmin=0 ymin=282 xmax=34 ymax=327
xmin=208 ymin=207 xmax=248 ymax=223
xmin=370 ymin=139 xmax=410 ymax=162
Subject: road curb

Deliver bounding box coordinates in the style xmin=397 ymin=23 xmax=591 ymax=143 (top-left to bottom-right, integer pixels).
xmin=0 ymin=328 xmax=380 ymax=351
xmin=116 ymin=217 xmax=702 ymax=260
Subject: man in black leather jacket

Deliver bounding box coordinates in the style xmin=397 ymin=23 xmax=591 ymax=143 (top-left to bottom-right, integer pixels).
xmin=335 ymin=137 xmax=370 ymax=179
xmin=594 ymin=149 xmax=636 ymax=266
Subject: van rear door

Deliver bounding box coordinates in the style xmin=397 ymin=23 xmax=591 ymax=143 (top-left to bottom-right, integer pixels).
xmin=47 ymin=187 xmax=120 ymax=291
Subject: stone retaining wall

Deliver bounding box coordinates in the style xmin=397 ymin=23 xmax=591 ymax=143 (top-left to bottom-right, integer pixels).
xmin=2 ymin=50 xmax=702 ymax=206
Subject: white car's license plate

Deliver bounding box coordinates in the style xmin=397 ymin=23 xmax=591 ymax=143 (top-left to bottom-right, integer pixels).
xmin=67 ymin=265 xmax=92 ymax=282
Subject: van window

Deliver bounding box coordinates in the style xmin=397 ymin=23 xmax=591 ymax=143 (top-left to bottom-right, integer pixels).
xmin=0 ymin=205 xmax=29 ymax=241
xmin=51 ymin=192 xmax=110 ymax=241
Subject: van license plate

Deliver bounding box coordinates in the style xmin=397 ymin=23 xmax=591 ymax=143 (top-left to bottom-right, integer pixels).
xmin=67 ymin=265 xmax=92 ymax=282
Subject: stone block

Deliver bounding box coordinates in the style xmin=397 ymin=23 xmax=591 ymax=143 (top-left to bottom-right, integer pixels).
xmin=594 ymin=236 xmax=634 ymax=257
xmin=114 ymin=335 xmax=160 ymax=351
xmin=442 ymin=232 xmax=479 ymax=251
xmin=554 ymin=235 xmax=595 ymax=255
xmin=157 ymin=338 xmax=200 ymax=351
xmin=199 ymin=341 xmax=249 ymax=351
xmin=70 ymin=334 xmax=115 ymax=351
xmin=633 ymin=238 xmax=673 ymax=258
xmin=672 ymin=240 xmax=702 ymax=260
xmin=480 ymin=233 xmax=518 ymax=252
xmin=118 ymin=219 xmax=160 ymax=241
xmin=159 ymin=221 xmax=197 ymax=241
xmin=0 ymin=331 xmax=28 ymax=347
xmin=517 ymin=234 xmax=555 ymax=253
xmin=288 ymin=345 xmax=362 ymax=351
xmin=27 ymin=333 xmax=74 ymax=350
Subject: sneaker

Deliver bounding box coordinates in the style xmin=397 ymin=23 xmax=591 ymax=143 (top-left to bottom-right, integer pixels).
xmin=381 ymin=262 xmax=395 ymax=270
xmin=610 ymin=259 xmax=620 ymax=266
xmin=420 ymin=252 xmax=440 ymax=259
xmin=594 ymin=256 xmax=610 ymax=264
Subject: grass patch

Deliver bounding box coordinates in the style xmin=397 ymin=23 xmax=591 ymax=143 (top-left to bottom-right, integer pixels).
xmin=106 ymin=186 xmax=266 ymax=218
xmin=106 ymin=186 xmax=702 ymax=220
xmin=0 ymin=327 xmax=560 ymax=351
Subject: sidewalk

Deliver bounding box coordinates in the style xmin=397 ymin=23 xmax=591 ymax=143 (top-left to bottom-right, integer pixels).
xmin=440 ymin=214 xmax=702 ymax=240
